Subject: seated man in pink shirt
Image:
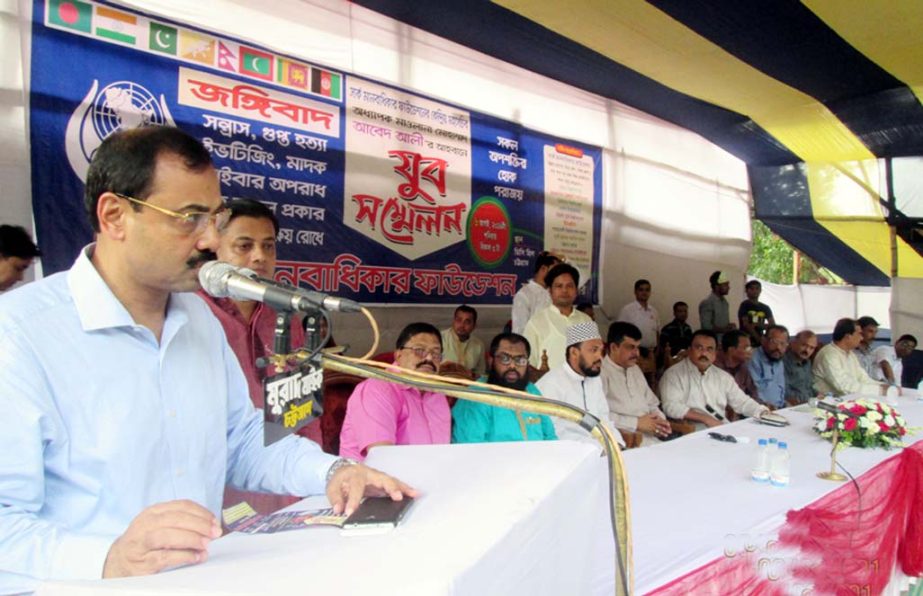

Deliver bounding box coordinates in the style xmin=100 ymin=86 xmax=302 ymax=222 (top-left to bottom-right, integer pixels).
xmin=339 ymin=322 xmax=452 ymax=460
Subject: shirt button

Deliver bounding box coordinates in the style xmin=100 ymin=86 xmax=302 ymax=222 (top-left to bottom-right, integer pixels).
xmin=167 ymin=409 xmax=177 ymax=418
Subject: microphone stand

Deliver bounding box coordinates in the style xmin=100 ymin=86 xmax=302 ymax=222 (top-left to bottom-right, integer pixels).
xmin=817 ymin=423 xmax=847 ymax=482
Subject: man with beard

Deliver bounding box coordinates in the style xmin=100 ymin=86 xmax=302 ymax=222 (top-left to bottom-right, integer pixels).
xmin=339 ymin=322 xmax=452 ymax=460
xmin=452 ymin=333 xmax=557 ymax=443
xmin=0 ymin=127 xmax=412 ymax=591
xmin=748 ymin=325 xmax=789 ymax=409
xmin=197 ymin=199 xmax=308 ymax=515
xmin=784 ymin=330 xmax=819 ymax=405
xmin=601 ymin=322 xmax=671 ymax=446
xmin=661 ymin=330 xmax=769 ymax=430
xmin=536 ymin=322 xmax=624 ymax=447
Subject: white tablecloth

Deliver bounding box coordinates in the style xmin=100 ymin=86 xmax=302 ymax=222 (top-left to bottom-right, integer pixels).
xmin=624 ymin=390 xmax=923 ymax=593
xmin=37 ymin=440 xmax=614 ymax=596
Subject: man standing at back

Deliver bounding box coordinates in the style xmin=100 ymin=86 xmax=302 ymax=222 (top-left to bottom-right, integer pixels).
xmin=197 ymin=198 xmax=308 ymax=515
xmin=523 ymin=263 xmax=592 ymax=371
xmin=617 ymin=279 xmax=660 ymax=356
xmin=0 ymin=127 xmax=411 ymax=591
xmin=511 ymin=250 xmax=560 ymax=333
xmin=699 ymin=271 xmax=736 ymax=341
xmin=738 ymin=280 xmax=775 ymax=346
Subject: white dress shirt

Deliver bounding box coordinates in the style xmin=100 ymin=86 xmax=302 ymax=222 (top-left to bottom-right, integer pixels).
xmin=814 ymin=343 xmax=882 ymax=396
xmin=511 ymin=279 xmax=551 ymax=334
xmin=0 ymin=247 xmax=336 ymax=592
xmin=617 ymin=301 xmax=660 ymax=349
xmin=536 ymin=363 xmax=624 ymax=447
xmin=522 ymin=305 xmax=593 ymax=370
xmin=871 ymin=345 xmax=902 ymax=385
xmin=660 ymin=357 xmax=768 ymax=422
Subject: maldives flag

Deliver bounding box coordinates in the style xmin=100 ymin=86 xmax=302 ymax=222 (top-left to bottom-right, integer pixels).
xmin=310 ymin=68 xmax=341 ymax=99
xmin=239 ymin=46 xmax=273 ymax=81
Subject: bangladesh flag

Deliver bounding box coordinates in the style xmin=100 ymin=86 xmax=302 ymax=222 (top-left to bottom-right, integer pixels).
xmin=48 ymin=0 xmax=91 ymax=33
xmin=239 ymin=46 xmax=273 ymax=81
xmin=311 ymin=68 xmax=341 ymax=100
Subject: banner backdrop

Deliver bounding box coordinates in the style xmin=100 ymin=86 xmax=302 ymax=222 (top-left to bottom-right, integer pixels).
xmin=29 ymin=0 xmax=602 ymax=304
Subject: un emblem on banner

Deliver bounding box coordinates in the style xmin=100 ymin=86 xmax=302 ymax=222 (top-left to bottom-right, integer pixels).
xmin=65 ymin=80 xmax=176 ymax=181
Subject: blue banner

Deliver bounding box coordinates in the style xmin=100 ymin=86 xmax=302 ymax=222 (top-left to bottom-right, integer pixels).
xmin=30 ymin=0 xmax=602 ymax=304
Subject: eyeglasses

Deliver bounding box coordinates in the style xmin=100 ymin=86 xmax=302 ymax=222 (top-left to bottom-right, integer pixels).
xmin=707 ymin=432 xmax=737 ymax=443
xmin=400 ymin=346 xmax=443 ymax=362
xmin=116 ymin=193 xmax=230 ymax=234
xmin=494 ymin=352 xmax=529 ymax=367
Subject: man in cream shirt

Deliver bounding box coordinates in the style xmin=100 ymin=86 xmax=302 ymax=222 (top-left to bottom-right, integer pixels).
xmin=601 ymin=322 xmax=671 ymax=446
xmin=814 ymin=318 xmax=888 ymax=397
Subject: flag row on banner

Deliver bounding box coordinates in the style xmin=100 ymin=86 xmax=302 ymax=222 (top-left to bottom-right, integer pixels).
xmin=45 ymin=0 xmax=343 ymax=100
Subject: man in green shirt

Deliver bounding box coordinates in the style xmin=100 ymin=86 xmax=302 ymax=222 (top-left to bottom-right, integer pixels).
xmin=452 ymin=333 xmax=557 ymax=443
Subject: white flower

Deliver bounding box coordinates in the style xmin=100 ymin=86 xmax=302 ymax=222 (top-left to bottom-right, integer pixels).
xmin=867 ymin=424 xmax=880 ymax=435
xmin=866 ymin=411 xmax=883 ymax=422
xmin=883 ymin=416 xmax=895 ymax=427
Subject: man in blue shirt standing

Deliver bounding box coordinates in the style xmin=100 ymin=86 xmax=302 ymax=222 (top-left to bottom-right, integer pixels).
xmin=0 ymin=126 xmax=413 ymax=592
xmin=452 ymin=333 xmax=557 ymax=443
xmin=748 ymin=325 xmax=790 ymax=409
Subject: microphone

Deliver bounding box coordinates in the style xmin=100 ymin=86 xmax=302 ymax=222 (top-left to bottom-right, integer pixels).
xmin=815 ymin=400 xmax=860 ymax=418
xmin=198 ymin=261 xmax=362 ymax=313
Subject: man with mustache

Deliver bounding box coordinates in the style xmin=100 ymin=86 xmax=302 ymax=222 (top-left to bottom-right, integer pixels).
xmin=661 ymin=330 xmax=770 ymax=429
xmin=814 ymin=318 xmax=888 ymax=397
xmin=747 ymin=325 xmax=789 ymax=409
xmin=783 ymin=330 xmax=819 ymax=405
xmin=0 ymin=127 xmax=413 ymax=592
xmin=339 ymin=322 xmax=452 ymax=460
xmin=196 ymin=198 xmax=309 ymax=516
xmin=536 ymin=322 xmax=624 ymax=447
xmin=601 ymin=322 xmax=671 ymax=446
xmin=452 ymin=333 xmax=557 ymax=443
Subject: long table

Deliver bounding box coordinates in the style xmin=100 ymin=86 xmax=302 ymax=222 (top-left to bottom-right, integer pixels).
xmin=623 ymin=390 xmax=923 ymax=594
xmin=36 ymin=440 xmax=615 ymax=595
xmin=36 ymin=393 xmax=923 ymax=595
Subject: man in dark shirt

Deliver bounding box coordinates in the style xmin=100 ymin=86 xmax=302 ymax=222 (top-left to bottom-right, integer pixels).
xmin=659 ymin=301 xmax=693 ymax=364
xmin=715 ymin=330 xmax=759 ymax=400
xmin=784 ymin=330 xmax=818 ymax=405
xmin=738 ymin=280 xmax=775 ymax=346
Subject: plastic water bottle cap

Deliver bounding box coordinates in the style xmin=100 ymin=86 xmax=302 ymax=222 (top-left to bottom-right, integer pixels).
xmin=778 ymin=442 xmax=787 ymax=449
xmin=768 ymin=438 xmax=778 ymax=444
xmin=758 ymin=439 xmax=767 ymax=446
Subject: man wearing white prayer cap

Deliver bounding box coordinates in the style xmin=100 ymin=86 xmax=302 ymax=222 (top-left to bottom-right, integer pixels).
xmin=536 ymin=322 xmax=625 ymax=447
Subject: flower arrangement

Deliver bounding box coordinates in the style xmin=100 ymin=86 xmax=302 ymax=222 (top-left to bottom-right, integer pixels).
xmin=813 ymin=399 xmax=913 ymax=450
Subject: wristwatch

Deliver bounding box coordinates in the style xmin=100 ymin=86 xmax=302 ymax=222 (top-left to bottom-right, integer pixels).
xmin=325 ymin=457 xmax=359 ymax=484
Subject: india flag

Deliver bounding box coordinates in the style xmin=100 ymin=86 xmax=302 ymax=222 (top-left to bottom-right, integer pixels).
xmin=95 ymin=6 xmax=137 ymax=45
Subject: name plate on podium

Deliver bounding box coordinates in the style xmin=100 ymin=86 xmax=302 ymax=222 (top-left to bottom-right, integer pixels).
xmin=263 ymin=365 xmax=324 ymax=445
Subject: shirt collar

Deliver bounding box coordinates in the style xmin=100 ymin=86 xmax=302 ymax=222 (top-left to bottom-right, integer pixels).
xmin=68 ymin=243 xmax=189 ymax=335
xmin=563 ymin=361 xmax=587 ymax=382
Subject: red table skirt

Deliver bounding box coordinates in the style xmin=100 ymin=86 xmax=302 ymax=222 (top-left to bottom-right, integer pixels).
xmin=649 ymin=441 xmax=923 ymax=595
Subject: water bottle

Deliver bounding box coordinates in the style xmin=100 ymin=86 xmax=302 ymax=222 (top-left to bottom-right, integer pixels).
xmin=751 ymin=439 xmax=770 ymax=482
xmin=767 ymin=437 xmax=778 ymax=455
xmin=770 ymin=441 xmax=790 ymax=487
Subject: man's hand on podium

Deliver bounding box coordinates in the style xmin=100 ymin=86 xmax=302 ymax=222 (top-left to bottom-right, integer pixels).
xmin=326 ymin=461 xmax=418 ymax=517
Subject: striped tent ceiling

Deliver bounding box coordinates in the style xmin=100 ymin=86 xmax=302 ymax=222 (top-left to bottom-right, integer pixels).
xmin=353 ymin=0 xmax=923 ymax=285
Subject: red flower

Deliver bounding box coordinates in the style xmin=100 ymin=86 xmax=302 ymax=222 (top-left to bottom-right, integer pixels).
xmin=878 ymin=422 xmax=889 ymax=432
xmin=826 ymin=417 xmax=835 ymax=430
xmin=899 ymin=427 xmax=907 ymax=436
xmin=851 ymin=405 xmax=867 ymax=415
xmin=844 ymin=418 xmax=858 ymax=431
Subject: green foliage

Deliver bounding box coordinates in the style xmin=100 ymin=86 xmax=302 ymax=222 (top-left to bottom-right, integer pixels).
xmin=748 ymin=220 xmax=843 ymax=285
